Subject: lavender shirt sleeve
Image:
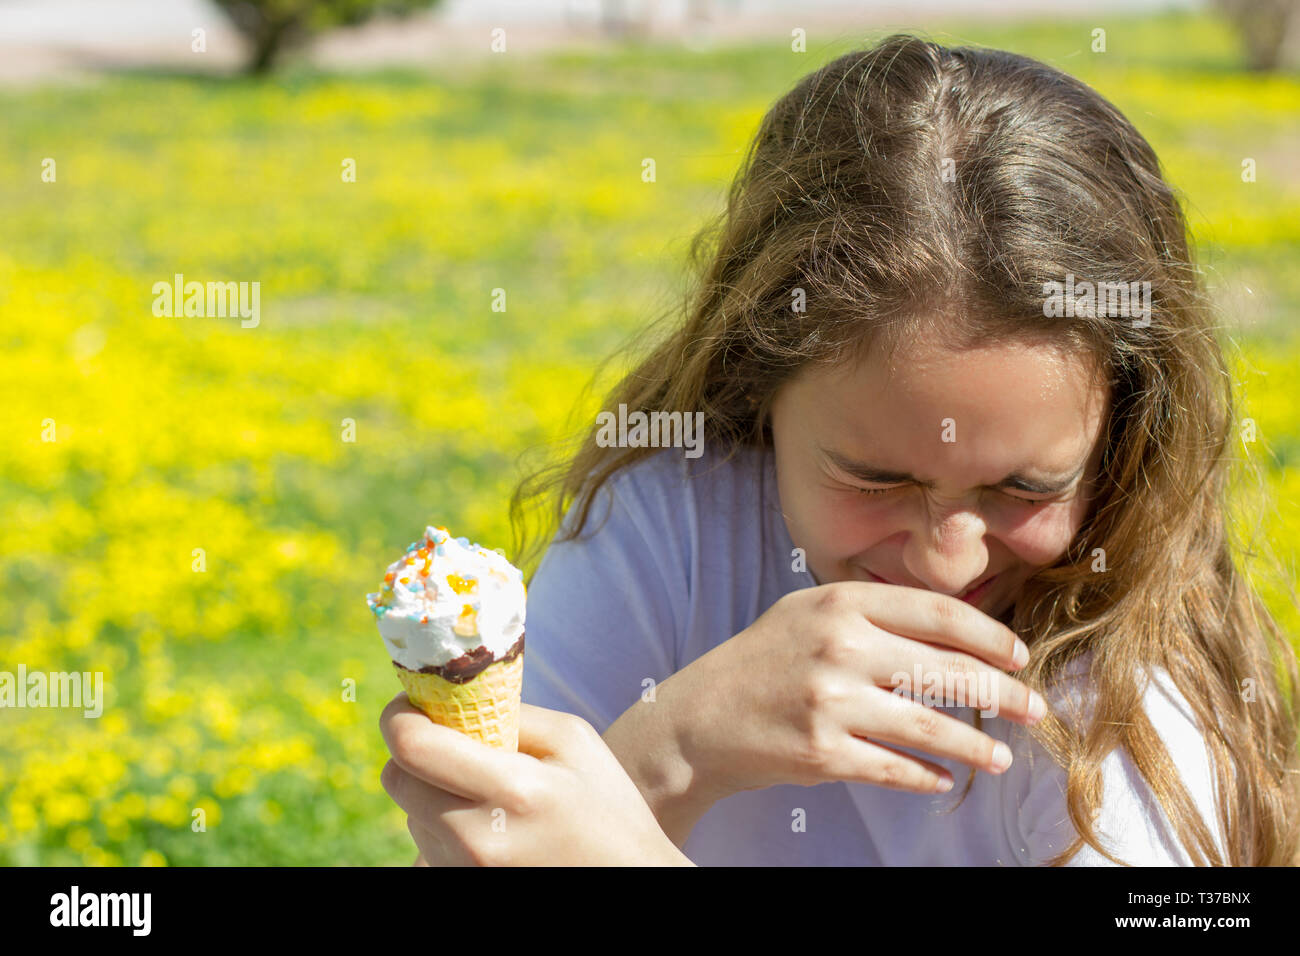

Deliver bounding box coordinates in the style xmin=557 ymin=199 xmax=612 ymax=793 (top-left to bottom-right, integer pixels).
xmin=519 ymin=462 xmax=688 ymax=736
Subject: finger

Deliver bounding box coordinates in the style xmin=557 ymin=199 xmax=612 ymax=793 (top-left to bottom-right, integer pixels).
xmin=386 ymin=761 xmax=511 ymax=867
xmin=843 ymin=686 xmax=1019 ymax=776
xmin=413 ymin=813 xmax=518 ymax=868
xmin=848 ymin=582 xmax=1025 ymax=670
xmin=382 ymin=758 xmax=477 ymax=815
xmin=407 ymin=815 xmax=466 ymax=867
xmin=836 ymin=734 xmax=958 ymax=793
xmin=384 ymin=760 xmax=490 ymax=865
xmin=875 ymin=638 xmax=1043 ymax=726
xmin=380 ymin=693 xmax=522 ymax=801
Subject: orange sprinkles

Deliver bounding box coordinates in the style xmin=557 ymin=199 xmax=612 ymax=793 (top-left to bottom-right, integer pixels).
xmin=447 ymin=573 xmax=478 ymax=595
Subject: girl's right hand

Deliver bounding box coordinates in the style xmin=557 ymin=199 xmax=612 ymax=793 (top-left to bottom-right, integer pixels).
xmin=663 ymin=580 xmax=1048 ymax=799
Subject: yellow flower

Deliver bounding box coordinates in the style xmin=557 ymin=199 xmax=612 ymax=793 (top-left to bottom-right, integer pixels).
xmin=141 ymin=743 xmax=174 ymax=777
xmin=147 ymin=795 xmax=189 ymax=827
xmin=328 ymin=764 xmax=354 ymax=789
xmin=214 ymin=766 xmax=253 ymax=799
xmin=9 ymin=806 xmax=37 ymax=832
xmin=67 ymin=826 xmax=93 ymax=851
xmin=117 ymin=792 xmax=148 ymax=820
xmin=83 ymin=847 xmax=122 ymax=867
xmin=101 ymin=712 xmax=129 ymax=737
xmin=167 ymin=775 xmax=198 ymax=801
xmin=192 ymin=799 xmax=222 ymax=828
xmin=44 ymin=793 xmax=93 ymax=827
xmin=258 ymin=799 xmax=283 ymax=825
xmin=140 ymin=850 xmax=168 ymax=867
xmin=165 ymin=723 xmax=202 ymax=752
xmin=199 ymin=690 xmax=240 ymax=740
xmin=106 ymin=820 xmax=130 ymax=842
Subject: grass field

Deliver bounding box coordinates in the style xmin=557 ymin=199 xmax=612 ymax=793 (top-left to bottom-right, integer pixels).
xmin=1 ymin=8 xmax=1298 ymax=864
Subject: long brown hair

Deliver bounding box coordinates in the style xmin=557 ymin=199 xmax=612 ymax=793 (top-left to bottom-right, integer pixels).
xmin=510 ymin=33 xmax=1300 ymax=865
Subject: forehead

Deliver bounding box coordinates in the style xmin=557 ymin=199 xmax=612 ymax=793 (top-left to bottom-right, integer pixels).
xmin=876 ymin=331 xmax=1099 ymax=403
xmin=795 ymin=332 xmax=1109 ymax=470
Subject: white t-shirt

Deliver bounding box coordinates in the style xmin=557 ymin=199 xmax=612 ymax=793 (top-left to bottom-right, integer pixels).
xmin=520 ymin=442 xmax=1227 ymax=865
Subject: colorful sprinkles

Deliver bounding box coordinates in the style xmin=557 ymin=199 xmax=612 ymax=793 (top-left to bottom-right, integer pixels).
xmin=366 ymin=525 xmax=521 ymax=631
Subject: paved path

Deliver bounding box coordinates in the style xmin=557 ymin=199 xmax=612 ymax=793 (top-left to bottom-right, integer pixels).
xmin=0 ymin=0 xmax=1199 ymax=83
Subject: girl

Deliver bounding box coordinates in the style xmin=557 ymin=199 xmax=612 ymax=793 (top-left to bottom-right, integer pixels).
xmin=380 ymin=33 xmax=1300 ymax=866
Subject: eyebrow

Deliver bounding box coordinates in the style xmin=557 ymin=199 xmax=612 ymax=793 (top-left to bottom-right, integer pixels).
xmin=822 ymin=448 xmax=1086 ymax=495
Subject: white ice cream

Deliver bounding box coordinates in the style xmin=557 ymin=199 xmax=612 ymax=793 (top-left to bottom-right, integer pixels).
xmin=366 ymin=526 xmax=526 ymax=671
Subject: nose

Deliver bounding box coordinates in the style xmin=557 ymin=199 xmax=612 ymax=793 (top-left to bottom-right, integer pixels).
xmin=902 ymin=499 xmax=989 ymax=597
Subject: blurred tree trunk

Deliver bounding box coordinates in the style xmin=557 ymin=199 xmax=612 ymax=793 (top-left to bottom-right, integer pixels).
xmin=248 ymin=16 xmax=300 ymax=74
xmin=1214 ymin=0 xmax=1299 ymax=71
xmin=687 ymin=0 xmax=715 ymax=21
xmin=599 ymin=0 xmax=653 ymax=40
xmin=216 ymin=0 xmax=443 ymax=76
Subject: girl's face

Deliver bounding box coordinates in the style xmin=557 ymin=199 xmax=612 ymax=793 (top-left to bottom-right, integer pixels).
xmin=768 ymin=330 xmax=1109 ymax=622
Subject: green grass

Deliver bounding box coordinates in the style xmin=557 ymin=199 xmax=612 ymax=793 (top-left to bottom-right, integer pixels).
xmin=0 ymin=7 xmax=1296 ymax=865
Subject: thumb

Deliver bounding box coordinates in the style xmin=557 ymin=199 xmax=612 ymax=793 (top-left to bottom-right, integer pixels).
xmin=516 ymin=702 xmax=597 ymax=760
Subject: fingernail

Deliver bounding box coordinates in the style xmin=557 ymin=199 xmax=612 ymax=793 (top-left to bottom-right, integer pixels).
xmin=991 ymin=741 xmax=1013 ymax=772
xmin=1028 ymin=691 xmax=1047 ymax=722
xmin=935 ymin=776 xmax=954 ymax=793
xmin=1012 ymin=639 xmax=1029 ymax=668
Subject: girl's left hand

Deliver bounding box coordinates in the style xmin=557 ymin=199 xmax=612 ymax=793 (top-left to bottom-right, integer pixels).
xmin=379 ymin=695 xmax=694 ymax=866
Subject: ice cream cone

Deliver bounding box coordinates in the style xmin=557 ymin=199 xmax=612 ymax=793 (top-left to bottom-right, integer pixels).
xmin=368 ymin=525 xmax=527 ymax=750
xmin=394 ymin=653 xmax=525 ymax=751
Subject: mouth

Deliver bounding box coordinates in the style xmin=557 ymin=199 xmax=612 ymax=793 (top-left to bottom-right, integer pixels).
xmin=957 ymin=573 xmax=998 ymax=605
xmin=865 ymin=569 xmax=998 ymax=605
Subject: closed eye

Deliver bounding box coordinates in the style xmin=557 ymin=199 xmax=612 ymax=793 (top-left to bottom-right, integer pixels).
xmin=856 ymin=485 xmax=900 ymax=497
xmin=1000 ymin=489 xmax=1050 ymax=506
xmin=855 ymin=484 xmax=1051 ymax=506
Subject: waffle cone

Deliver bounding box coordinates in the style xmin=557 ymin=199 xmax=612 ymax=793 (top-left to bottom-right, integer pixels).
xmin=394 ymin=653 xmax=524 ymax=751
